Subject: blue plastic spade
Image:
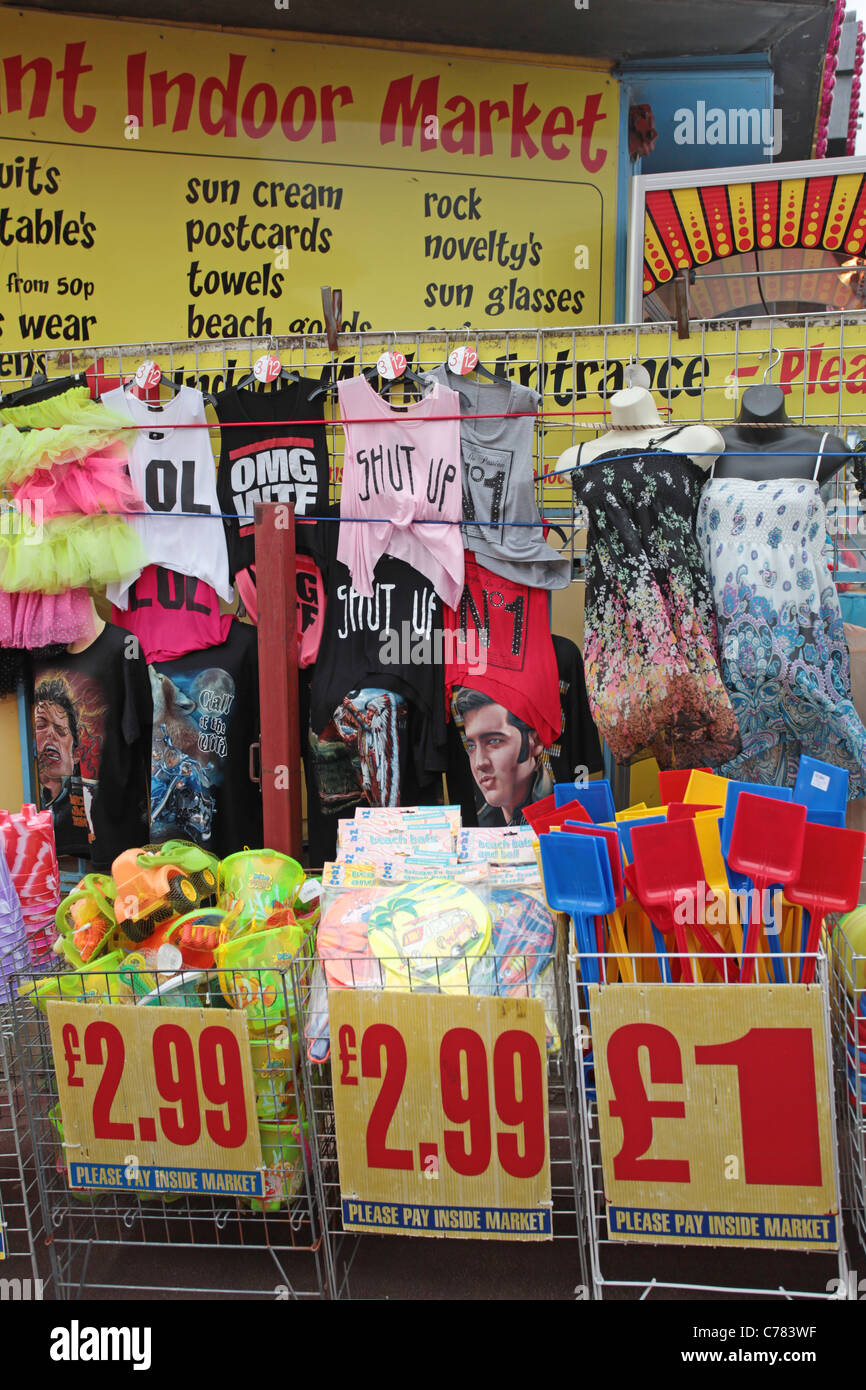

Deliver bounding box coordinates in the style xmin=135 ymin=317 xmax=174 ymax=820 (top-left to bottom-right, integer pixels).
xmin=538 ymin=831 xmax=615 ymax=984
xmin=553 ymin=779 xmax=616 ymax=824
xmin=793 ymin=755 xmax=849 ymax=829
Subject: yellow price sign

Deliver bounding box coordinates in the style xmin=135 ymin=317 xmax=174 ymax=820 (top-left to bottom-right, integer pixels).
xmin=48 ymin=1002 xmax=263 ymax=1199
xmin=589 ymin=984 xmax=839 ymax=1251
xmin=331 ymin=990 xmax=551 ymax=1238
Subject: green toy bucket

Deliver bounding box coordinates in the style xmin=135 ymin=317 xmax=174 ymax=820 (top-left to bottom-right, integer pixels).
xmin=217 ymin=850 xmax=305 ymax=935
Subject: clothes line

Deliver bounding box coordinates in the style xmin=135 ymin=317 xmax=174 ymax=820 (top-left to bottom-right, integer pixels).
xmin=2 ymin=413 xmax=865 ymax=431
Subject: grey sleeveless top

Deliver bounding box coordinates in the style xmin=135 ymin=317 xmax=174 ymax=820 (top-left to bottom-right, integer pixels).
xmin=425 ymin=364 xmax=571 ymax=590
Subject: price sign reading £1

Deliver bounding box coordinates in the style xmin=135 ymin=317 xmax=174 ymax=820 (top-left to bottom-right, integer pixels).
xmin=331 ymin=992 xmax=551 ymax=1239
xmin=589 ymin=985 xmax=839 ymax=1251
xmin=48 ymin=1003 xmax=263 ymax=1199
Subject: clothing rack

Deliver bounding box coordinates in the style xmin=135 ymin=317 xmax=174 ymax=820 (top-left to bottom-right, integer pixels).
xmin=5 ymin=311 xmax=866 ymax=816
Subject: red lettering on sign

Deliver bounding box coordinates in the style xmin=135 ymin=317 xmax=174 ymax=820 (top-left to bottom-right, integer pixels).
xmin=607 ymin=1024 xmax=690 ymax=1182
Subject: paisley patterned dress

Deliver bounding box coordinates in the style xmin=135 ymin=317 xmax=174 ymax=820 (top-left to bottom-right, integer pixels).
xmin=696 ymin=474 xmax=866 ymax=793
xmin=571 ymin=443 xmax=741 ymax=769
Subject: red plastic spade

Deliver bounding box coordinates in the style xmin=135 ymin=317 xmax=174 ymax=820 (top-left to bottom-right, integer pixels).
xmin=786 ymin=822 xmax=866 ymax=984
xmin=629 ymin=819 xmax=739 ymax=983
xmin=522 ymin=793 xmax=555 ymax=827
xmin=727 ymin=792 xmax=807 ymax=984
xmin=523 ymin=799 xmax=592 ymax=835
xmin=667 ymin=803 xmax=721 ymax=822
xmin=658 ymin=768 xmax=711 ymax=803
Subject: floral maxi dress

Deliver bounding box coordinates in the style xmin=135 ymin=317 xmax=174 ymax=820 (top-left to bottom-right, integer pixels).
xmin=696 ymin=475 xmax=866 ymax=793
xmin=572 ymin=445 xmax=741 ymax=769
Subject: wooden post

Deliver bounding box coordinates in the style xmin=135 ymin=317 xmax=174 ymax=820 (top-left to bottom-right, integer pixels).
xmin=253 ymin=500 xmax=302 ymax=860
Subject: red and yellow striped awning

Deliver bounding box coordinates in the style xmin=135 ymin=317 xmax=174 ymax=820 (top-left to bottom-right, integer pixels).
xmin=643 ymin=171 xmax=866 ymax=295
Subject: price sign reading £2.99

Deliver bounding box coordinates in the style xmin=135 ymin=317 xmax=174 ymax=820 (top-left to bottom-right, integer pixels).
xmin=589 ymin=984 xmax=839 ymax=1252
xmin=48 ymin=1003 xmax=263 ymax=1199
xmin=331 ymin=991 xmax=551 ymax=1239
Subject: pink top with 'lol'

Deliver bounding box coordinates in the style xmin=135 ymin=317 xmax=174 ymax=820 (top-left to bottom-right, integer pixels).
xmin=336 ymin=374 xmax=464 ymax=609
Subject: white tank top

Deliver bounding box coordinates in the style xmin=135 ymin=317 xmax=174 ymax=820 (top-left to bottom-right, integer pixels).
xmin=102 ymin=385 xmax=231 ymax=609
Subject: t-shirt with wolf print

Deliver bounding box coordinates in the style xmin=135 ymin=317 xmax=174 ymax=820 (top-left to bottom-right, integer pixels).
xmin=148 ymin=620 xmax=262 ymax=857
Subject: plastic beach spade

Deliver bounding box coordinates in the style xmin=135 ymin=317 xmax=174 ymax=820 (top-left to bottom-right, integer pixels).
xmin=553 ymin=779 xmax=615 ymax=824
xmin=538 ymin=831 xmax=615 ymax=984
xmin=792 ymin=755 xmax=849 ymax=829
xmin=523 ymin=798 xmax=592 ymax=836
xmin=785 ymin=821 xmax=866 ymax=985
xmin=561 ymin=821 xmax=633 ymax=981
xmin=629 ymin=819 xmax=739 ymax=984
xmin=727 ymin=792 xmax=807 ymax=984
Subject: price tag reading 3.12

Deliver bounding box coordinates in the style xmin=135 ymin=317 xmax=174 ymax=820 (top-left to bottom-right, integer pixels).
xmin=330 ymin=991 xmax=552 ymax=1239
xmin=48 ymin=1003 xmax=263 ymax=1198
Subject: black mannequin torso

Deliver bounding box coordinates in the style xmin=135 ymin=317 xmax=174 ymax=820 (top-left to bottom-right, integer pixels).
xmin=713 ymin=385 xmax=852 ymax=485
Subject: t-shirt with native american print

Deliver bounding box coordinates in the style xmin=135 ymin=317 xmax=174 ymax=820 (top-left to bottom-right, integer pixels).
xmin=214 ymin=378 xmax=330 ymax=580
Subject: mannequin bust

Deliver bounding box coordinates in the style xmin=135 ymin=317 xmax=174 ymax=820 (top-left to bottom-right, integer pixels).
xmin=715 ymin=385 xmax=852 ymax=484
xmin=556 ymin=387 xmax=724 ymax=473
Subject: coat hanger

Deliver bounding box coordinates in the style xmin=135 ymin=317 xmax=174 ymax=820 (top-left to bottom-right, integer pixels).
xmin=234 ymin=345 xmax=301 ymax=392
xmin=123 ymin=356 xmax=182 ymax=399
xmin=445 ymin=333 xmax=510 ymax=386
xmin=307 ymin=360 xmax=339 ymax=402
xmin=368 ymin=345 xmax=431 ymax=402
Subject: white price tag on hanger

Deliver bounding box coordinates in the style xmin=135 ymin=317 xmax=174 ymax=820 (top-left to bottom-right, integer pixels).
xmin=134 ymin=360 xmax=161 ymax=390
xmin=376 ymin=350 xmax=406 ymax=380
xmin=253 ymin=353 xmax=282 ymax=383
xmin=448 ymin=346 xmax=478 ymax=375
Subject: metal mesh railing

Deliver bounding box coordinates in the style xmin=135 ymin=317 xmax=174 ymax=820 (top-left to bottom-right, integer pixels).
xmin=7 ymin=965 xmax=335 ymax=1300
xmin=569 ymin=948 xmax=848 ymax=1301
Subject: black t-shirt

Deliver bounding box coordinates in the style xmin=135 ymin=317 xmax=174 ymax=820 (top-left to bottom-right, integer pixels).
xmin=149 ymin=620 xmax=262 ymax=857
xmin=550 ymin=635 xmax=603 ymax=781
xmin=215 ymin=379 xmax=330 ymax=579
xmin=308 ymin=512 xmax=448 ymax=779
xmin=32 ymin=622 xmax=152 ymax=868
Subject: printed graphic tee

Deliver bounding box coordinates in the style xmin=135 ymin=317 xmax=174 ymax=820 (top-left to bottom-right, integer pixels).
xmin=444 ymin=555 xmax=561 ymax=747
xmin=234 ymin=548 xmax=325 ymax=669
xmin=309 ymin=511 xmax=448 ymax=780
xmin=337 ymin=374 xmax=464 ymax=609
xmin=102 ymin=385 xmax=231 ymax=607
xmin=446 ymin=631 xmax=603 ymax=828
xmin=32 ymin=622 xmax=152 ymax=867
xmin=149 ymin=620 xmax=262 ymax=858
xmin=112 ymin=565 xmax=233 ymax=664
xmin=214 ymin=379 xmax=330 ymax=579
xmin=426 ymin=365 xmax=571 ymax=589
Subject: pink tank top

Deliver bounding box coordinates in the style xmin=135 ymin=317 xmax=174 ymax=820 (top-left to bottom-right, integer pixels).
xmin=336 ymin=374 xmax=464 ymax=609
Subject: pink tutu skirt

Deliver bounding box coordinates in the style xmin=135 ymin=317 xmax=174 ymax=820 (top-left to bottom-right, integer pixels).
xmin=0 ymin=589 xmax=96 ymax=648
xmin=11 ymin=449 xmax=143 ymax=519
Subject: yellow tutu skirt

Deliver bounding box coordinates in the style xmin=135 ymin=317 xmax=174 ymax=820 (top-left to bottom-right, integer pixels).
xmin=0 ymin=510 xmax=146 ymax=593
xmin=0 ymin=386 xmax=128 ymax=486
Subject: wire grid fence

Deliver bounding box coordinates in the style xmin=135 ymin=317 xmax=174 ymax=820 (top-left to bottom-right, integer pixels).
xmin=0 ymin=1002 xmax=43 ymax=1291
xmin=4 ymin=310 xmax=866 ymax=581
xmin=287 ymin=927 xmax=590 ymax=1299
xmin=828 ymin=929 xmax=866 ymax=1262
xmin=568 ymin=947 xmax=848 ymax=1301
xmin=7 ymin=965 xmax=337 ymax=1300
